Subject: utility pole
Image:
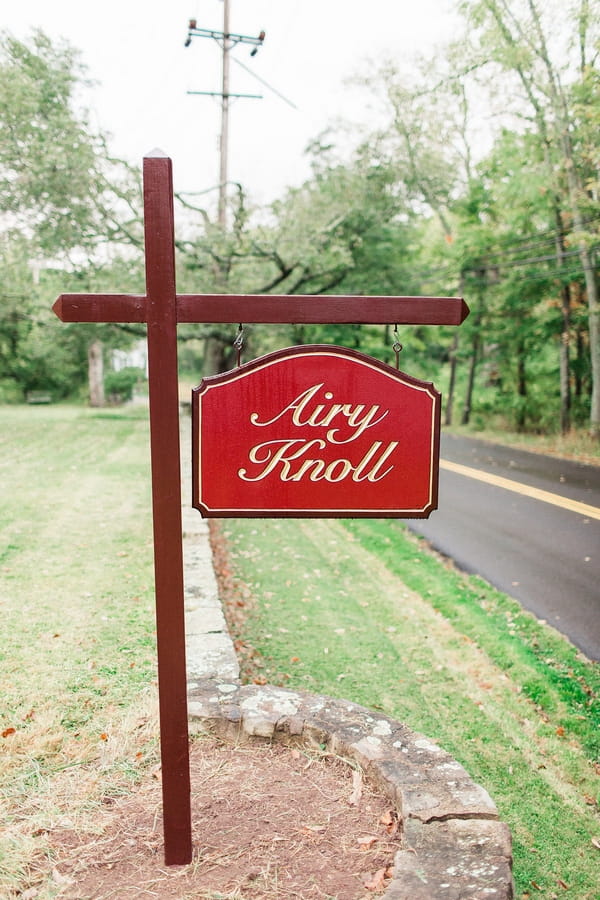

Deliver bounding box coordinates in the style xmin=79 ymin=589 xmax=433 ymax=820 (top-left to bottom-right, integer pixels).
xmin=219 ymin=0 xmax=231 ymax=229
xmin=185 ymin=1 xmax=265 ymax=228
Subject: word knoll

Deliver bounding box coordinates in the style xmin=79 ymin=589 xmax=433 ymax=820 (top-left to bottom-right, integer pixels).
xmin=239 ymin=383 xmax=396 ymax=484
xmin=192 ymin=346 xmax=441 ymax=518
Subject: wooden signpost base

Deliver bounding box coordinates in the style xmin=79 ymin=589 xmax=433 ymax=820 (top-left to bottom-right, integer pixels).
xmin=53 ymin=152 xmax=468 ymax=865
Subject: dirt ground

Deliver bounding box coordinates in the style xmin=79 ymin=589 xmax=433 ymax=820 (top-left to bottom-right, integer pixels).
xmin=43 ymin=738 xmax=400 ymax=900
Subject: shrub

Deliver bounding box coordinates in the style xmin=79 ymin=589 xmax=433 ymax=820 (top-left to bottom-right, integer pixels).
xmin=104 ymin=367 xmax=146 ymax=403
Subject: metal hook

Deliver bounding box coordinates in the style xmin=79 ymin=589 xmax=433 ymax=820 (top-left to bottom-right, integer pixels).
xmin=233 ymin=323 xmax=244 ymax=367
xmin=392 ymin=325 xmax=403 ymax=370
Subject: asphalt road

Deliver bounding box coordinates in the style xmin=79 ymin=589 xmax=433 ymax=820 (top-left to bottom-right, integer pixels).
xmin=407 ymin=434 xmax=600 ymax=661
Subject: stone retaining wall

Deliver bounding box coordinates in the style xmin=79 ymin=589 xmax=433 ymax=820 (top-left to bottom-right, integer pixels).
xmin=188 ymin=681 xmax=514 ymax=899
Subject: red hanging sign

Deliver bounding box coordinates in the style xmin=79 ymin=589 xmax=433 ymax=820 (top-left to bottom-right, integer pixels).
xmin=192 ymin=346 xmax=440 ymax=518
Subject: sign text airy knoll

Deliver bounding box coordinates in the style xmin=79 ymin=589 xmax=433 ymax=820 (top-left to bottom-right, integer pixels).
xmin=192 ymin=345 xmax=441 ymax=518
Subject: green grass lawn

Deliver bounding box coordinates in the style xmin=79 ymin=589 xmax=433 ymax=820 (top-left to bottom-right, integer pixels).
xmin=218 ymin=516 xmax=600 ymax=900
xmin=0 ymin=405 xmax=159 ymax=897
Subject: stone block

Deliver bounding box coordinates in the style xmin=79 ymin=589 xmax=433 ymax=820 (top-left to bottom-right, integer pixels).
xmin=391 ymin=818 xmax=514 ymax=899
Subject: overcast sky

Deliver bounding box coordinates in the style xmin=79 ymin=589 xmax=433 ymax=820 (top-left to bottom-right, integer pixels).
xmin=4 ymin=0 xmax=458 ymax=209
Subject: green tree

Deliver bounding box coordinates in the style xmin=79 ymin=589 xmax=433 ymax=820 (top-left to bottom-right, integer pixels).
xmin=0 ymin=30 xmax=144 ymax=403
xmin=448 ymin=130 xmax=566 ymax=431
xmin=176 ymin=148 xmax=416 ymax=374
xmin=458 ymin=0 xmax=600 ymax=435
xmin=0 ymin=30 xmax=103 ymax=254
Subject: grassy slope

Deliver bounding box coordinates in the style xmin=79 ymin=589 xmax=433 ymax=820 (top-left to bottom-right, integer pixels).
xmin=220 ymin=516 xmax=600 ymax=900
xmin=0 ymin=406 xmax=159 ymax=897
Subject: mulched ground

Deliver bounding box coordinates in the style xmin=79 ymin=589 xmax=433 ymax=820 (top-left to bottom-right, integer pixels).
xmin=43 ymin=738 xmax=400 ymax=899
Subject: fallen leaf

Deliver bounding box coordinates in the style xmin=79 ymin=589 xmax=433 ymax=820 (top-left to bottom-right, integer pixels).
xmin=1 ymin=727 xmax=16 ymax=738
xmin=348 ymin=769 xmax=363 ymax=806
xmin=591 ymin=837 xmax=600 ymax=850
xmin=556 ymin=726 xmax=565 ymax=737
xmin=380 ymin=809 xmax=400 ymax=836
xmin=52 ymin=868 xmax=73 ymax=885
xmin=364 ymin=866 xmax=392 ymax=891
xmin=290 ymin=656 xmax=301 ymax=663
xmin=357 ymin=834 xmax=378 ymax=850
xmin=530 ymin=881 xmax=542 ymax=891
xmin=301 ymin=823 xmax=326 ymax=835
xmin=557 ymin=879 xmax=569 ymax=889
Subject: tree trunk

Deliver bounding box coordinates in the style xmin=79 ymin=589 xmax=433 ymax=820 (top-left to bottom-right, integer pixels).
xmin=88 ymin=339 xmax=105 ymax=407
xmin=559 ymin=287 xmax=572 ymax=434
xmin=445 ymin=333 xmax=459 ymax=426
xmin=461 ymin=331 xmax=480 ymax=426
xmin=516 ymin=350 xmax=527 ymax=432
xmin=461 ymin=284 xmax=484 ymax=426
xmin=562 ymin=159 xmax=600 ymax=437
xmin=554 ymin=214 xmax=572 ymax=434
xmin=575 ymin=325 xmax=584 ymax=399
xmin=203 ymin=336 xmax=233 ymax=375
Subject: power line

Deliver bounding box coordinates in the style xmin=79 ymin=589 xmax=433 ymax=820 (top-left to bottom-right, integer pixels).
xmin=481 ymin=216 xmax=600 ymax=259
xmin=230 ymin=55 xmax=297 ymax=110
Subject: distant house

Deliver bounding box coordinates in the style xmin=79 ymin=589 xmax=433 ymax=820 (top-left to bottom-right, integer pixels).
xmin=111 ymin=340 xmax=148 ymax=376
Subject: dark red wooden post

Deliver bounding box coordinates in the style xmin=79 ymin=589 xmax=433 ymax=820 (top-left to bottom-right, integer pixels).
xmin=143 ymin=151 xmax=192 ymax=865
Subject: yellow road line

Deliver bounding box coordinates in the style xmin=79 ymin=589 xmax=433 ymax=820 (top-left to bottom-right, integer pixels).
xmin=439 ymin=459 xmax=600 ymax=521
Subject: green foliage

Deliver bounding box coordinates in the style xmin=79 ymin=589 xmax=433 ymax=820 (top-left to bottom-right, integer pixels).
xmin=104 ymin=367 xmax=146 ymax=404
xmin=0 ymin=30 xmax=145 ymax=402
xmin=0 ymin=31 xmax=101 ymax=254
